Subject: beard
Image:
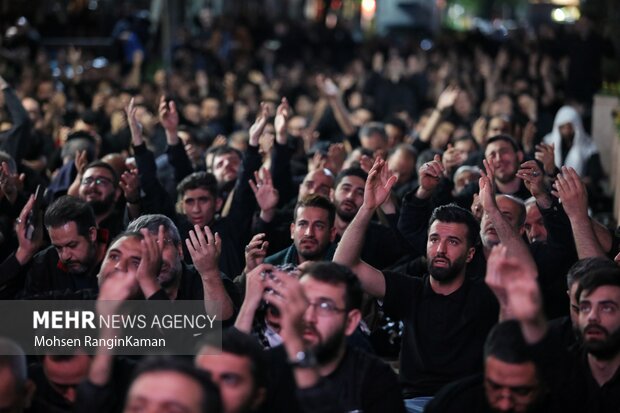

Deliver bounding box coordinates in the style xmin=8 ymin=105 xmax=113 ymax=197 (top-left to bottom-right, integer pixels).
xmin=580 ymin=324 xmax=620 ymax=360
xmin=427 ymin=253 xmax=468 ymax=282
xmin=88 ymin=192 xmax=116 ymax=215
xmin=311 ymin=325 xmax=346 ymax=364
xmin=336 ymin=200 xmax=358 ymax=223
xmin=63 ymin=243 xmax=97 ymax=275
xmin=158 ymin=258 xmax=182 ymax=288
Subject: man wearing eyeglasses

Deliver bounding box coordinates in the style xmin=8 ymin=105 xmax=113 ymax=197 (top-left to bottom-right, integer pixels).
xmin=257 ymin=261 xmax=406 ymax=413
xmin=77 ymin=161 xmax=124 ymax=239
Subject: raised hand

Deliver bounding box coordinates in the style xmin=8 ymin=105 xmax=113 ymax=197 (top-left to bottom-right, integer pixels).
xmin=324 ymin=143 xmax=346 ymax=175
xmin=135 ymin=227 xmax=164 ymax=297
xmin=363 ymin=158 xmax=397 ymax=211
xmin=516 ymin=160 xmax=546 ymax=199
xmin=244 ymin=262 xmax=273 ymax=308
xmin=14 ymin=194 xmax=44 ymax=265
xmin=436 ymin=85 xmax=460 ymax=111
xmin=416 ymin=154 xmax=444 ymax=199
xmin=551 ymin=166 xmax=588 ymax=219
xmin=120 ymin=168 xmax=141 ymax=204
xmin=0 ymin=161 xmax=25 ymax=204
xmin=74 ymin=150 xmax=89 ymax=176
xmin=158 ymin=95 xmax=179 ymax=133
xmin=186 ymin=225 xmax=222 ymax=277
xmin=534 ymin=143 xmax=556 ymax=176
xmin=250 ymin=168 xmax=279 ymax=213
xmin=249 ymin=102 xmax=270 ymax=147
xmin=263 ymin=270 xmax=309 ymax=339
xmin=243 ymin=233 xmax=269 ymax=273
xmin=274 ymin=97 xmax=290 ymax=145
xmin=125 ymin=97 xmax=143 ymax=145
xmin=478 ymin=159 xmax=497 ymax=213
xmin=442 ymin=144 xmax=467 ymax=175
xmin=316 ymin=74 xmax=339 ymax=98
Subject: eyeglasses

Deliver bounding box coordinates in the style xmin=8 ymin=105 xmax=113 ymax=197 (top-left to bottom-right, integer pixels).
xmin=81 ymin=176 xmax=113 ymax=187
xmin=307 ymin=299 xmax=347 ymax=317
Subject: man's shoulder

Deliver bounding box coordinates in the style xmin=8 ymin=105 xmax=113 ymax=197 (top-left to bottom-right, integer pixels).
xmin=264 ymin=245 xmax=295 ymax=265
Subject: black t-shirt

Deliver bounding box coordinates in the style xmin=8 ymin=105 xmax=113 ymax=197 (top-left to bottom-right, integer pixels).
xmin=382 ymin=271 xmax=499 ymax=397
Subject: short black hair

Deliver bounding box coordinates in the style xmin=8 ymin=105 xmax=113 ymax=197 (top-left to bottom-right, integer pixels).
xmin=129 ymin=356 xmax=222 ymax=413
xmin=484 ymin=320 xmax=534 ymax=365
xmin=566 ymin=257 xmax=617 ymax=289
xmin=294 ymin=194 xmax=336 ymax=228
xmin=359 ymin=122 xmax=387 ymax=141
xmin=576 ymin=267 xmax=620 ymax=303
xmin=301 ymin=261 xmax=363 ymax=311
xmin=198 ymin=328 xmax=267 ymax=390
xmin=209 ymin=146 xmax=242 ymax=170
xmin=84 ymin=161 xmax=119 ymax=188
xmin=44 ymin=195 xmax=97 ymax=238
xmin=177 ymin=171 xmax=219 ymax=199
xmin=428 ymin=203 xmax=480 ymax=248
xmin=485 ymin=134 xmax=520 ymax=153
xmin=335 ymin=167 xmax=368 ymax=188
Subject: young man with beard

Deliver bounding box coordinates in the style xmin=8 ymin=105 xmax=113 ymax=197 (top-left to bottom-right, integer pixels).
xmin=77 ymin=161 xmax=125 ymax=239
xmin=264 ymin=194 xmax=337 ymax=265
xmin=2 ymin=195 xmax=107 ymax=298
xmin=335 ymin=159 xmax=499 ymax=404
xmin=497 ymin=249 xmax=620 ymax=413
xmin=260 ymin=261 xmax=406 ymax=413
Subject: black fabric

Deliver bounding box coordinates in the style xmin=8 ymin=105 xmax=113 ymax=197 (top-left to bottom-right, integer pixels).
xmin=263 ymin=344 xmax=405 ymax=413
xmin=383 ymin=271 xmax=499 ymax=397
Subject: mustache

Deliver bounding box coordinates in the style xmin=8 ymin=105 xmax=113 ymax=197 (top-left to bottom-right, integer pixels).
xmin=584 ymin=324 xmax=608 ymax=335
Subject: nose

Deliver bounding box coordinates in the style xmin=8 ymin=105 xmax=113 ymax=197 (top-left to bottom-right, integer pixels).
xmin=59 ymin=248 xmax=73 ymax=262
xmin=304 ymin=303 xmax=318 ymax=323
xmin=436 ymin=239 xmax=448 ymax=254
xmin=304 ymin=225 xmax=314 ymax=237
xmin=495 ymin=390 xmax=514 ymax=412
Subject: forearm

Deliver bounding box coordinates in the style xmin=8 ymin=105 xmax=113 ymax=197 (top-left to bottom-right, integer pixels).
xmin=488 ymin=208 xmax=535 ymax=266
xmin=419 ymin=109 xmax=441 ymax=142
xmin=327 ymin=96 xmax=356 ymax=136
xmin=519 ymin=314 xmax=548 ymax=345
xmin=281 ymin=332 xmax=320 ymax=389
xmin=569 ymin=214 xmax=605 ymax=259
xmin=201 ymin=272 xmax=234 ymax=320
xmin=234 ymin=297 xmax=261 ymax=333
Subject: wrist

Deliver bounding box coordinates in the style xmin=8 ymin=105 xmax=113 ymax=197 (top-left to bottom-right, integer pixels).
xmin=415 ymin=187 xmax=432 ymax=199
xmin=15 ymin=247 xmax=34 ymax=265
xmin=259 ymin=208 xmax=276 ymax=223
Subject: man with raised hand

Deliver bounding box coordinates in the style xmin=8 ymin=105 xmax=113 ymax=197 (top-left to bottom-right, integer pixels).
xmin=334 ymin=158 xmax=498 ymax=406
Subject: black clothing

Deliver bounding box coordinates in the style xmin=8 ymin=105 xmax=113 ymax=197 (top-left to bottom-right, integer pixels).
xmin=547 ymin=316 xmax=577 ymax=349
xmin=383 ymin=271 xmax=499 ymax=397
xmin=0 ymin=87 xmax=31 ymax=163
xmin=264 ymin=243 xmax=337 ymax=266
xmin=264 ymin=344 xmax=406 ymax=413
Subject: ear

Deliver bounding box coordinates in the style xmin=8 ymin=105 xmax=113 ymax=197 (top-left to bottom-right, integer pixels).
xmin=344 ymin=309 xmax=362 ymax=336
xmin=88 ymin=226 xmax=97 ymax=243
xmin=329 ymin=226 xmax=338 ymax=243
xmin=290 ymin=222 xmax=295 ymax=240
xmin=465 ymin=246 xmax=476 ymax=263
xmin=517 ymin=225 xmax=525 ymax=236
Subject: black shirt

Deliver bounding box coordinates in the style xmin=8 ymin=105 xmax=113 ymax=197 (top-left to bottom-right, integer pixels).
xmin=383 ymin=271 xmax=499 ymax=397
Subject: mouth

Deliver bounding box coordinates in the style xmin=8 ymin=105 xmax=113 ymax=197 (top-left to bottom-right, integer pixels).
xmin=584 ymin=326 xmax=607 ymax=340
xmin=432 ymin=257 xmax=450 ymax=267
xmin=341 ymin=201 xmax=357 ymax=210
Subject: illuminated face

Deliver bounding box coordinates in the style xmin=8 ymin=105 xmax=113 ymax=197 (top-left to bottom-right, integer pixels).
xmin=426 ymin=221 xmax=475 ymax=283
xmin=299 ymin=170 xmax=334 ymax=200
xmin=559 ymin=122 xmax=575 ymax=145
xmin=213 ymin=152 xmax=241 ymax=185
xmin=196 ymin=350 xmax=261 ymax=413
xmin=43 ymin=354 xmax=91 ymax=404
xmin=333 ymin=175 xmax=365 ymax=222
xmin=124 ymin=371 xmax=205 ymax=413
xmin=97 ymin=235 xmax=142 ymax=296
xmin=48 ymin=222 xmax=97 ymax=275
xmin=484 ymin=140 xmax=522 ymax=184
xmin=388 ymin=149 xmax=416 ymax=185
xmin=79 ymin=167 xmax=119 ymax=215
xmin=578 ymin=286 xmax=620 ymax=359
xmin=484 ymin=356 xmax=540 ymax=413
xmin=182 ymin=188 xmax=219 ymax=227
xmin=487 ymin=117 xmax=510 ymax=138
xmin=290 ymin=207 xmax=335 ymax=263
xmin=300 ymin=276 xmax=359 ymax=364
xmin=524 ymin=204 xmax=547 ymax=244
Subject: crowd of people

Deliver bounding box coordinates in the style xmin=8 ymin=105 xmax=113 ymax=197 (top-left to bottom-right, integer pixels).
xmin=0 ymin=8 xmax=619 ymax=413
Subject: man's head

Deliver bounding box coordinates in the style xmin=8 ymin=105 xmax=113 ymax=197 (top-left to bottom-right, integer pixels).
xmin=97 ymin=232 xmax=144 ymax=297
xmin=196 ymin=329 xmax=267 ymax=413
xmin=426 ymin=204 xmax=479 ymax=283
xmin=566 ymin=258 xmax=617 ymax=332
xmin=388 ymin=144 xmax=417 ymax=186
xmin=298 ymin=168 xmax=334 ymax=201
xmin=177 ymin=172 xmax=222 ymax=227
xmin=481 ymin=195 xmax=526 ymax=249
xmin=553 ymin=106 xmax=583 ymax=148
xmin=210 ymin=146 xmax=242 ymax=187
xmin=332 ymin=168 xmax=367 ymax=223
xmin=127 ymin=214 xmax=183 ymax=289
xmin=124 ymin=357 xmax=221 ymax=413
xmin=299 ymin=262 xmax=363 ymax=364
xmin=78 ymin=161 xmax=121 ymax=216
xmin=453 ymin=165 xmax=481 ymax=196
xmin=291 ymin=195 xmax=337 ymax=263
xmin=359 ymin=122 xmax=388 ymax=152
xmin=575 ymin=267 xmax=620 ymax=360
xmin=0 ymin=339 xmax=33 ymax=413
xmin=524 ymin=198 xmax=547 ymax=244
xmin=44 ymin=196 xmax=98 ymax=275
xmin=484 ymin=135 xmax=523 ymax=185
xmin=483 ymin=321 xmax=545 ymax=413
xmin=486 ymin=116 xmax=513 ymax=139
xmin=41 ymin=354 xmax=92 ymax=404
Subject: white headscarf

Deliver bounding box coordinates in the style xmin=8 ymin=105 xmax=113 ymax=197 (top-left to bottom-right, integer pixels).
xmin=543 ymin=105 xmax=598 ymax=176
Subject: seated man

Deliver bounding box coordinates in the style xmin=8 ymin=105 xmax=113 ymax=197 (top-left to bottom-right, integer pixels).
xmin=1 ymin=195 xmax=108 ymax=298
xmin=257 ymin=261 xmax=406 ymax=412
xmin=335 ymin=159 xmax=499 ymax=401
xmin=196 ymin=328 xmax=267 ymax=413
xmin=426 ymin=321 xmax=553 ymax=413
